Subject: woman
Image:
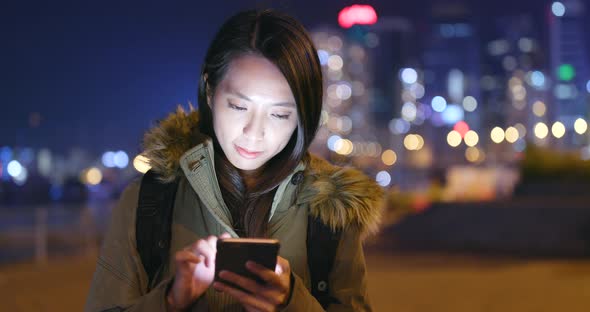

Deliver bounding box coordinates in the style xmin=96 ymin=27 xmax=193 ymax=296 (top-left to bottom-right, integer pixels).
xmin=86 ymin=9 xmax=383 ymax=312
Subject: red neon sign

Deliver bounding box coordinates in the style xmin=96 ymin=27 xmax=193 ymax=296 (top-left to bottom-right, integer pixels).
xmin=453 ymin=121 xmax=470 ymax=138
xmin=338 ymin=4 xmax=378 ymax=28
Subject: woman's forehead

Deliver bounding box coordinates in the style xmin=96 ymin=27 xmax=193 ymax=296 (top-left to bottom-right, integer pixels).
xmin=219 ymin=55 xmax=295 ymax=101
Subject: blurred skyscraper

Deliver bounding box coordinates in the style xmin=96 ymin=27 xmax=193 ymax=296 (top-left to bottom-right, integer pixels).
xmin=421 ymin=5 xmax=482 ymax=167
xmin=549 ymin=0 xmax=589 ymax=148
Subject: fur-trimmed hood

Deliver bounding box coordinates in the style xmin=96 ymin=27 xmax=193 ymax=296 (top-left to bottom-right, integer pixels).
xmin=142 ymin=106 xmax=384 ymax=237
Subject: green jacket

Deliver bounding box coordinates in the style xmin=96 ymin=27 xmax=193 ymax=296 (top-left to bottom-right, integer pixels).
xmin=85 ymin=107 xmax=384 ymax=311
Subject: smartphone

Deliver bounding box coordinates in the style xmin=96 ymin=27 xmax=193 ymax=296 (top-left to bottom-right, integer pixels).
xmin=215 ymin=238 xmax=280 ymax=290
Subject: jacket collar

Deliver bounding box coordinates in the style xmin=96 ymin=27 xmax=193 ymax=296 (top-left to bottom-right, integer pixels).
xmin=178 ymin=139 xmax=306 ymax=237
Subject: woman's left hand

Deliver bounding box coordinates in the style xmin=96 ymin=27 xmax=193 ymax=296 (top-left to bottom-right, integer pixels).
xmin=213 ymin=256 xmax=292 ymax=312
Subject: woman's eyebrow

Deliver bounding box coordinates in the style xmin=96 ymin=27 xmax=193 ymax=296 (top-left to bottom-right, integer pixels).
xmin=228 ymin=90 xmax=296 ymax=107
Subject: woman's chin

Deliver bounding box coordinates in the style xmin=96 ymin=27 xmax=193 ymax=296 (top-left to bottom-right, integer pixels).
xmin=229 ymin=158 xmax=264 ymax=172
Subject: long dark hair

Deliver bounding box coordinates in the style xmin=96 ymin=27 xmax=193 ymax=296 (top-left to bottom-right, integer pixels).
xmin=197 ymin=10 xmax=323 ymax=237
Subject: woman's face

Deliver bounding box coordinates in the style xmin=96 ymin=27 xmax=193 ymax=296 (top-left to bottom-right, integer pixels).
xmin=210 ymin=54 xmax=299 ymax=172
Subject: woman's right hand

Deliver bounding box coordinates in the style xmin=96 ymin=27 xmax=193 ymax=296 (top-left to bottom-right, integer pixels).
xmin=166 ymin=233 xmax=231 ymax=311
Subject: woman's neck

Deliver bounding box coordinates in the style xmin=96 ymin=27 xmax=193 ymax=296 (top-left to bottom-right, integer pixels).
xmin=239 ymin=167 xmax=263 ymax=191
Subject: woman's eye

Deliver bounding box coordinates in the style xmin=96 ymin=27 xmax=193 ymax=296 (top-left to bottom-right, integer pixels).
xmin=228 ymin=103 xmax=246 ymax=111
xmin=272 ymin=113 xmax=290 ymax=120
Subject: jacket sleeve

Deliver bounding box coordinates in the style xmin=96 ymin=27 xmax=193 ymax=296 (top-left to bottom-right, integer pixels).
xmin=84 ymin=180 xmax=208 ymax=311
xmin=281 ymin=228 xmax=372 ymax=312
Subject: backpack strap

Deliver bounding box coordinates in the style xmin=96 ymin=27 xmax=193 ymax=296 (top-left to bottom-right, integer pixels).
xmin=306 ymin=214 xmax=342 ymax=309
xmin=136 ymin=170 xmax=179 ymax=290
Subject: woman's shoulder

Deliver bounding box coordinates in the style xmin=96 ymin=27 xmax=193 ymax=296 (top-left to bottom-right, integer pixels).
xmin=112 ymin=178 xmax=142 ymax=221
xmin=299 ymin=154 xmax=385 ymax=238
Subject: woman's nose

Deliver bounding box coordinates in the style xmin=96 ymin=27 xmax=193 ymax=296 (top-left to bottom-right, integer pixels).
xmin=243 ymin=114 xmax=265 ymax=141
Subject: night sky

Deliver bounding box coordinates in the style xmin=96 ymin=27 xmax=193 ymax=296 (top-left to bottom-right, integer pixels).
xmin=1 ymin=0 xmax=565 ymax=156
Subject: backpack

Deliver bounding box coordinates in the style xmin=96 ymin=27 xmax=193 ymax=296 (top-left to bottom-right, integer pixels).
xmin=136 ymin=170 xmax=341 ymax=309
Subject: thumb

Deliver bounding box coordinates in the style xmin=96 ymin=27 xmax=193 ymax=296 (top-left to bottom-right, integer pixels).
xmin=275 ymin=256 xmax=288 ymax=275
xmin=275 ymin=263 xmax=284 ymax=275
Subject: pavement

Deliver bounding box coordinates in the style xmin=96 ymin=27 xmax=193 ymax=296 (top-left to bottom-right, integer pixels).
xmin=1 ymin=248 xmax=589 ymax=311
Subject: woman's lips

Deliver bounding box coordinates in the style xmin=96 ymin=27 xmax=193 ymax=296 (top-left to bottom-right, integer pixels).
xmin=235 ymin=145 xmax=262 ymax=159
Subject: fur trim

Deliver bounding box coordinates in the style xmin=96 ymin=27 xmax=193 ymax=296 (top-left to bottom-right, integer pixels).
xmin=299 ymin=156 xmax=385 ymax=238
xmin=142 ymin=105 xmax=205 ymax=183
xmin=142 ymin=105 xmax=384 ymax=236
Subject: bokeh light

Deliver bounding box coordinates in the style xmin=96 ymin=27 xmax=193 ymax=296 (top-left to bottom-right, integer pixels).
xmin=317 ymin=50 xmax=329 ymax=66
xmin=464 ymin=130 xmax=479 ymax=147
xmin=114 ymin=151 xmax=129 ymax=169
xmin=505 ymin=127 xmax=519 ymax=143
xmin=401 ymin=102 xmax=417 ymax=121
xmin=551 ymin=121 xmax=566 ymax=138
xmin=530 ymin=71 xmax=545 ymax=87
xmin=102 ymin=151 xmax=115 ymax=168
xmin=404 ymin=134 xmax=424 ymax=151
xmin=335 ymin=139 xmax=354 ymax=155
xmin=534 ymin=122 xmax=549 ymax=139
xmin=85 ymin=167 xmax=103 ymax=185
xmin=558 ymin=64 xmax=575 ymax=81
xmin=327 ymin=135 xmax=342 ymax=151
xmin=465 ymin=146 xmax=482 ymax=163
xmin=491 ymin=127 xmax=505 ymax=143
xmin=574 ymin=118 xmax=588 ymax=134
xmin=514 ymin=123 xmax=527 ymax=138
xmin=551 ymin=2 xmax=566 ymax=17
xmin=376 ymin=171 xmax=391 ymax=187
xmin=327 ymin=55 xmax=343 ymax=70
xmin=336 ymin=84 xmax=352 ymax=100
xmin=532 ymin=101 xmax=546 ymax=117
xmin=431 ymin=96 xmax=447 ymax=112
xmin=410 ymin=83 xmax=425 ymax=99
xmin=415 ymin=135 xmax=425 ymax=150
xmin=400 ymin=68 xmax=418 ymax=84
xmin=7 ymin=160 xmax=23 ymax=178
xmin=12 ymin=166 xmax=28 ymax=185
xmin=381 ymin=149 xmax=397 ymax=166
xmin=441 ymin=104 xmax=464 ymax=125
xmin=462 ymin=96 xmax=478 ymax=112
xmin=447 ymin=130 xmax=462 ymax=147
xmin=133 ymin=155 xmax=152 ymax=174
xmin=512 ymin=84 xmax=527 ymax=102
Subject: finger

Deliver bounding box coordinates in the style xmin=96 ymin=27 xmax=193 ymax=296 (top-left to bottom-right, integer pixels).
xmin=275 ymin=263 xmax=283 ymax=275
xmin=220 ymin=232 xmax=231 ymax=239
xmin=175 ymin=250 xmax=201 ymax=263
xmin=243 ymin=303 xmax=265 ymax=312
xmin=219 ymin=270 xmax=285 ymax=306
xmin=193 ymin=239 xmax=215 ymax=267
xmin=174 ymin=250 xmax=202 ymax=266
xmin=218 ymin=270 xmax=262 ymax=294
xmin=246 ymin=261 xmax=283 ymax=287
xmin=206 ymin=235 xmax=218 ymax=253
xmin=213 ymin=281 xmax=275 ymax=311
xmin=275 ymin=257 xmax=289 ymax=275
